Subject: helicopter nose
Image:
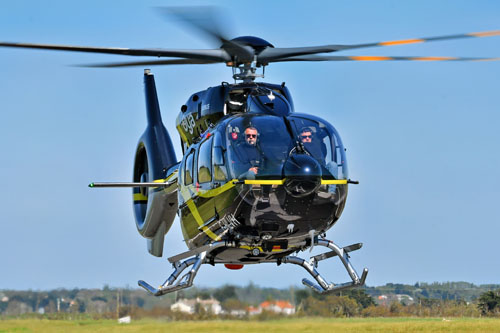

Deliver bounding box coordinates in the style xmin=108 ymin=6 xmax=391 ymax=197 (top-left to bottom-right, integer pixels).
xmin=283 ymin=154 xmax=322 ymax=198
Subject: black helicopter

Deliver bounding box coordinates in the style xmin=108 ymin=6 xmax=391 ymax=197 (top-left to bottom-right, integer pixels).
xmin=2 ymin=9 xmax=499 ymax=296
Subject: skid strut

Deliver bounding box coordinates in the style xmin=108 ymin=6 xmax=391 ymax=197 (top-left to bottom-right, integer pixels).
xmin=281 ymin=239 xmax=368 ymax=293
xmin=138 ymin=238 xmax=367 ymax=296
xmin=138 ymin=252 xmax=207 ymax=296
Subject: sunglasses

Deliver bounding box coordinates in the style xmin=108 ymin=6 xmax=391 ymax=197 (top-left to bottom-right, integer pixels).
xmin=301 ymin=135 xmax=312 ymax=139
xmin=246 ymin=134 xmax=257 ymax=138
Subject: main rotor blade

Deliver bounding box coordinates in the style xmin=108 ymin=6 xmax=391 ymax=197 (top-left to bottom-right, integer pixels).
xmin=259 ymin=46 xmax=347 ymax=62
xmin=341 ymin=30 xmax=500 ymax=51
xmin=79 ymin=58 xmax=219 ymax=68
xmin=0 ymin=42 xmax=230 ymax=62
xmin=159 ymin=6 xmax=254 ymax=62
xmin=271 ymin=55 xmax=500 ymax=62
xmin=158 ymin=6 xmax=228 ymax=46
xmin=258 ymin=30 xmax=500 ymax=62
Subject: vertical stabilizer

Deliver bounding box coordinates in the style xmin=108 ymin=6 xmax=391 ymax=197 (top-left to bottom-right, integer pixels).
xmin=133 ymin=70 xmax=179 ymax=257
xmin=142 ymin=69 xmax=177 ymax=178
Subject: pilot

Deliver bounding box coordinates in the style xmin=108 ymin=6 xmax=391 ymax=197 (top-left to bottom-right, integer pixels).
xmin=237 ymin=126 xmax=261 ymax=179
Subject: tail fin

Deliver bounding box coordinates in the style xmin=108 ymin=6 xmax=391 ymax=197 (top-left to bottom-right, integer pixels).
xmin=133 ymin=70 xmax=179 ymax=257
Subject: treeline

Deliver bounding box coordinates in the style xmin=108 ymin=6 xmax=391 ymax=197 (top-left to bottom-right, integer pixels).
xmin=365 ymin=282 xmax=500 ymax=302
xmin=1 ymin=282 xmax=500 ymax=319
xmin=296 ymin=293 xmax=479 ymax=318
xmin=294 ymin=289 xmax=500 ymax=318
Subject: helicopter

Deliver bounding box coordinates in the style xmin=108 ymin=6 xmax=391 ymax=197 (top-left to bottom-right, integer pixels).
xmin=2 ymin=9 xmax=499 ymax=296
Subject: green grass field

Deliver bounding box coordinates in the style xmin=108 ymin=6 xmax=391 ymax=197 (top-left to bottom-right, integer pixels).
xmin=1 ymin=317 xmax=500 ymax=333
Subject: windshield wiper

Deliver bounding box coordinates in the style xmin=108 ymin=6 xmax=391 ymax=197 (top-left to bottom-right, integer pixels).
xmin=283 ymin=116 xmax=305 ymax=154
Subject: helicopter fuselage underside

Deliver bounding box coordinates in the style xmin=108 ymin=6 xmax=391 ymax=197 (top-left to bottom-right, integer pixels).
xmin=178 ymin=181 xmax=347 ymax=263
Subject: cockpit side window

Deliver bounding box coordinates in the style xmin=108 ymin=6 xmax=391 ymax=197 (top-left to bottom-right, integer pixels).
xmin=213 ymin=132 xmax=228 ymax=181
xmin=184 ymin=150 xmax=195 ymax=185
xmin=197 ymin=136 xmax=213 ymax=183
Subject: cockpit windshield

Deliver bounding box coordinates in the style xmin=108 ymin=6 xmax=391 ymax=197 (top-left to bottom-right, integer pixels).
xmin=224 ymin=113 xmax=348 ymax=181
xmin=289 ymin=114 xmax=349 ymax=180
xmin=226 ymin=115 xmax=294 ymax=179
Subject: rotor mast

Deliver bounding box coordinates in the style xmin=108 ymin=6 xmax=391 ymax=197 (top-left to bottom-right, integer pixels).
xmin=230 ymin=56 xmax=265 ymax=83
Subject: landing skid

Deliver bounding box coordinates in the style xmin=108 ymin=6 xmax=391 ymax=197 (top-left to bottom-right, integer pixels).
xmin=138 ymin=238 xmax=368 ymax=296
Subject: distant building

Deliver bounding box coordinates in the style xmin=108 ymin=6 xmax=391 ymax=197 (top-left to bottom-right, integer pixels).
xmin=229 ymin=309 xmax=246 ymax=316
xmin=396 ymin=294 xmax=414 ymax=303
xmin=171 ymin=300 xmax=193 ymax=314
xmin=247 ymin=306 xmax=261 ymax=315
xmin=257 ymin=300 xmax=295 ymax=315
xmin=170 ymin=298 xmax=222 ymax=315
xmin=376 ymin=294 xmax=414 ymax=305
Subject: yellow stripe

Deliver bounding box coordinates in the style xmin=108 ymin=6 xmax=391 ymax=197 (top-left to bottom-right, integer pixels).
xmin=153 ymin=171 xmax=178 ymax=183
xmin=186 ymin=200 xmax=219 ymax=241
xmin=244 ymin=179 xmax=285 ymax=185
xmin=240 ymin=245 xmax=264 ymax=252
xmin=412 ymin=56 xmax=457 ymax=61
xmin=188 ymin=178 xmax=347 ymax=197
xmin=134 ymin=172 xmax=178 ymax=201
xmin=467 ymin=30 xmax=500 ymax=37
xmin=244 ymin=179 xmax=347 ymax=185
xmin=179 ymin=183 xmax=219 ymax=241
xmin=179 ymin=184 xmax=193 ymax=203
xmin=198 ymin=179 xmax=237 ymax=198
xmin=239 ymin=245 xmax=287 ymax=253
xmin=379 ymin=38 xmax=424 ymax=46
xmin=133 ymin=193 xmax=148 ymax=201
xmin=349 ymin=56 xmax=391 ymax=61
xmin=177 ymin=124 xmax=190 ymax=146
xmin=321 ymin=179 xmax=348 ymax=185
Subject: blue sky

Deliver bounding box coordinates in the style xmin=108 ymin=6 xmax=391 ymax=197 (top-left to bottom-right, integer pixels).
xmin=1 ymin=0 xmax=499 ymax=291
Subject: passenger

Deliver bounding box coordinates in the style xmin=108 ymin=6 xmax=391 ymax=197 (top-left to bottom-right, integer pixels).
xmin=301 ymin=127 xmax=339 ymax=180
xmin=300 ymin=127 xmax=324 ymax=162
xmin=300 ymin=127 xmax=313 ymax=144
